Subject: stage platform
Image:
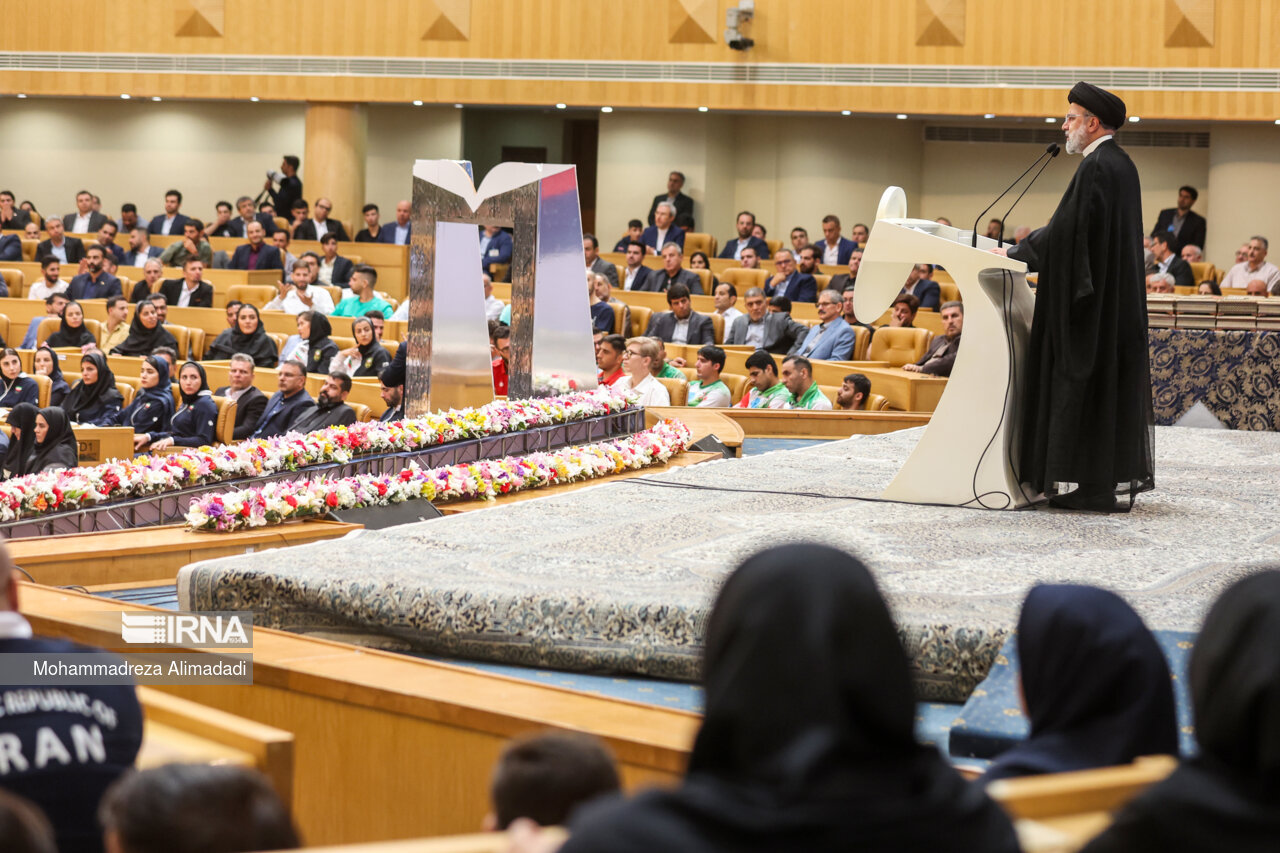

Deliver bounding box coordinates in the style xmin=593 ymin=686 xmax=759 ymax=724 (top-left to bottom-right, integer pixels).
xmin=179 ymin=425 xmax=1280 ymax=702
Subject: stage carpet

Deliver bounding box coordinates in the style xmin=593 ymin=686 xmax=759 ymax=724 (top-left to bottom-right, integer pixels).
xmin=179 ymin=425 xmax=1280 ymax=701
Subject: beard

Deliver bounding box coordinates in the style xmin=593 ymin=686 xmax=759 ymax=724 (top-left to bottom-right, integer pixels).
xmin=1065 ymin=122 xmax=1090 ymax=155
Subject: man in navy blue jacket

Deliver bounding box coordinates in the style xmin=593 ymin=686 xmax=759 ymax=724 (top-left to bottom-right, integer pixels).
xmin=67 ymin=245 xmax=123 ymax=301
xmin=0 ymin=544 xmax=143 ymax=853
xmin=479 ymin=225 xmax=513 ymax=276
xmin=252 ymin=360 xmax=317 ymax=438
xmin=763 ymin=249 xmax=817 ymax=303
xmin=146 ymin=189 xmax=191 ymax=237
xmin=717 ymin=210 xmax=771 ymax=260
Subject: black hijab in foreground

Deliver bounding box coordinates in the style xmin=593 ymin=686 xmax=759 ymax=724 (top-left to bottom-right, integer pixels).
xmin=61 ymin=352 xmax=120 ymax=423
xmin=983 ymin=584 xmax=1177 ymax=782
xmin=1081 ymin=571 xmax=1280 ymax=853
xmin=28 ymin=406 xmax=79 ymax=473
xmin=208 ymin=304 xmax=278 ymax=367
xmin=3 ymin=402 xmax=39 ymax=478
xmin=562 ymin=544 xmax=1018 ymax=853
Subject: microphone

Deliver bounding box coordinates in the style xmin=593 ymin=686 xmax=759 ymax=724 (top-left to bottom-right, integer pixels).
xmin=971 ymin=143 xmax=1060 ymax=247
xmin=997 ymin=144 xmax=1060 ymax=246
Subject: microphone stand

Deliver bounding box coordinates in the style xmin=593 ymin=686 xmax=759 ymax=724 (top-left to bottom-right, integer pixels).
xmin=997 ymin=144 xmax=1061 ymax=246
xmin=971 ymin=143 xmax=1059 ymax=247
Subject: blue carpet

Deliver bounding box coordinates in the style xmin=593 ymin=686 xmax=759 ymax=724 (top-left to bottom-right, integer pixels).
xmin=739 ymin=438 xmax=828 ymax=456
xmin=93 ymin=586 xmax=182 ymax=610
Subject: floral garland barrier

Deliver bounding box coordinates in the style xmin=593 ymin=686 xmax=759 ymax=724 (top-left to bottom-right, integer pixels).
xmin=0 ymin=388 xmax=638 ymax=523
xmin=185 ymin=418 xmax=693 ymax=532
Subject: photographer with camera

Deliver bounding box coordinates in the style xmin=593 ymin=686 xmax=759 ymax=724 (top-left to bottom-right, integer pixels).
xmin=264 ymin=155 xmax=302 ymax=217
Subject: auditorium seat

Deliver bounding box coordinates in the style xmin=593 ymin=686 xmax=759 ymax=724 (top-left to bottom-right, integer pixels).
xmin=721 ymin=372 xmax=747 ymax=404
xmin=720 ymin=268 xmax=768 ymax=292
xmin=688 ymin=268 xmax=712 ymax=294
xmin=865 ymin=392 xmax=891 ymax=411
xmin=628 ymin=306 xmax=652 ymax=338
xmin=764 ymin=239 xmax=782 ymax=257
xmin=318 ymin=284 xmax=342 ymax=305
xmin=0 ymin=268 xmax=24 ymax=297
xmin=163 ymin=324 xmax=191 ymax=361
xmin=676 ymin=366 xmax=696 ymax=381
xmin=868 ymin=327 xmax=932 ymax=367
xmin=116 ymin=381 xmax=136 ymax=407
xmin=331 ymin=335 xmax=356 ymax=351
xmin=382 ymin=339 xmax=398 ymax=360
xmin=609 ymin=302 xmax=626 ymax=334
xmin=657 ymin=376 xmax=687 ymax=406
xmin=30 ymin=373 xmax=51 ymax=407
xmin=21 ymin=240 xmax=38 ymax=262
xmin=850 ymin=325 xmax=871 ymax=360
xmin=346 ymin=254 xmax=362 ymax=266
xmin=684 ymin=232 xmax=714 ymax=257
xmin=814 ymin=274 xmax=831 ymax=292
xmin=267 ymin=332 xmax=288 ymax=354
xmin=0 ymin=314 xmax=10 ymax=347
xmin=488 ymin=262 xmax=510 ymax=283
xmin=1189 ymin=261 xmax=1217 ymax=283
xmin=228 ymin=284 xmax=278 ymax=307
xmin=213 ymin=397 xmax=237 ymax=444
xmin=349 ymin=402 xmax=372 ymax=422
xmin=938 ymin=282 xmax=960 ymax=304
xmin=709 ymin=312 xmax=724 ymax=343
xmin=273 ymin=216 xmax=290 ymax=233
xmin=987 ymin=754 xmax=1176 ymax=824
xmin=188 ymin=327 xmax=206 ymax=359
xmin=35 ymin=317 xmax=59 ymax=346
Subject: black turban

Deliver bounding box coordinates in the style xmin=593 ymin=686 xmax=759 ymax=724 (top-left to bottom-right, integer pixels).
xmin=1069 ymin=81 xmax=1126 ymax=130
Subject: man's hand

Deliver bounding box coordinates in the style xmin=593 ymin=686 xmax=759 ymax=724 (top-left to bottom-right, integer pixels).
xmin=276 ymin=280 xmax=291 ymax=298
xmin=263 ymin=178 xmax=273 ymax=190
xmin=669 ymin=356 xmax=687 ymax=367
xmin=902 ymin=363 xmax=922 ymax=372
xmin=183 ymin=237 xmax=198 ymax=254
xmin=296 ymin=286 xmax=314 ymax=307
xmin=989 ymin=247 xmax=1009 ymax=257
xmin=133 ymin=433 xmax=152 ymax=450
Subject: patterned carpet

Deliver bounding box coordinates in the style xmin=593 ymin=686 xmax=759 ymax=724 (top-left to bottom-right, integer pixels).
xmin=179 ymin=425 xmax=1280 ymax=702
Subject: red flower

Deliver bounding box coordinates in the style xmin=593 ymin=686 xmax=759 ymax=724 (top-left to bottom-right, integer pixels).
xmin=375 ymin=482 xmax=387 ymax=496
xmin=285 ymin=495 xmax=298 ymax=508
xmin=325 ymin=492 xmax=339 ymax=507
xmin=239 ymin=504 xmax=250 ymax=517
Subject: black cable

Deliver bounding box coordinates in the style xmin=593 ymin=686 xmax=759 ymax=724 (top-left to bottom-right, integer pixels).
xmin=11 ymin=566 xmax=34 ymax=583
xmin=618 ymin=477 xmax=1038 ymax=512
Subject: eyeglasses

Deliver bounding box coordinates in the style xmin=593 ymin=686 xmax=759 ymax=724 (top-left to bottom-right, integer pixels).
xmin=1064 ymin=113 xmax=1095 ymax=123
xmin=316 ymin=203 xmax=332 ymax=211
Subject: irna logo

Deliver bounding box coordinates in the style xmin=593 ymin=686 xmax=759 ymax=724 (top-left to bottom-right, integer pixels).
xmin=120 ymin=612 xmax=253 ymax=647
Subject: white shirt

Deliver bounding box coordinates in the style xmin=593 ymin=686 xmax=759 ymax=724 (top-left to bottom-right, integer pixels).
xmin=624 ymin=266 xmax=642 ymax=290
xmin=718 ymin=306 xmax=744 ymax=325
xmin=73 ymin=214 xmax=92 ymax=233
xmin=479 ymin=234 xmax=492 ymax=258
xmin=1221 ymin=260 xmax=1280 ymax=292
xmin=311 ymin=218 xmax=329 ymax=239
xmin=394 ymin=222 xmax=410 ymax=245
xmin=1082 ymin=134 xmax=1114 ymax=158
xmin=614 ymin=374 xmax=670 ymax=407
xmin=485 ymin=295 xmax=505 ymax=322
xmin=318 ymin=259 xmax=336 ymax=285
xmin=731 ymin=238 xmax=749 ymax=260
xmin=266 ymin=284 xmax=335 ymax=316
xmin=178 ymin=280 xmax=203 ymax=308
xmin=822 ymin=241 xmax=840 ymax=265
xmin=28 ymin=278 xmax=69 ymax=300
xmin=160 ymin=215 xmax=178 ymax=235
xmin=224 ymin=385 xmax=250 ymax=403
xmin=392 ymin=300 xmax=410 ymax=322
xmin=654 ymin=227 xmax=669 ymax=248
xmin=671 ymin=317 xmax=690 ymax=344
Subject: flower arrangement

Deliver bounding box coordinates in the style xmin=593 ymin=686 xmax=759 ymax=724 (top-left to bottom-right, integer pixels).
xmin=185 ymin=418 xmax=692 ymax=532
xmin=0 ymin=388 xmax=638 ymax=523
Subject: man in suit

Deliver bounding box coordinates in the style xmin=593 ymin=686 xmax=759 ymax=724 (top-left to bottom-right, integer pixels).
xmin=226 ymin=221 xmax=283 ymax=273
xmin=382 ymin=200 xmax=411 ymax=244
xmin=904 ymin=301 xmax=964 ymax=377
xmin=63 ymin=189 xmax=109 ymax=234
xmin=790 ymin=289 xmax=858 ymax=361
xmin=252 ymin=360 xmax=316 ymax=438
xmin=317 ymin=232 xmax=354 ymax=287
xmin=67 ymin=244 xmax=123 ymax=300
xmin=37 ymin=218 xmax=86 ymax=265
xmin=1149 ymin=232 xmax=1194 ymax=289
xmin=646 ymin=242 xmax=704 ymax=294
xmin=1151 ymin=185 xmax=1206 ymax=256
xmin=266 ymin=155 xmax=303 ymax=218
xmin=816 ymin=214 xmax=858 ymax=266
xmin=0 ymin=232 xmax=20 ymax=262
xmin=828 ymin=248 xmax=863 ymax=293
xmin=619 ymin=240 xmax=657 ymax=291
xmin=117 ymin=202 xmax=143 ymax=234
xmin=644 ymin=284 xmax=714 ymax=346
xmin=479 ymin=224 xmax=513 ymax=275
xmin=206 ymin=200 xmax=239 ymax=238
xmin=725 ymin=287 xmax=809 ymax=354
xmin=647 ymin=171 xmax=694 ymax=227
xmin=378 ymin=367 xmax=404 ymax=422
xmin=147 ymin=189 xmax=191 ymax=236
xmin=94 ymin=221 xmax=126 ymax=264
xmin=718 ymin=210 xmax=771 ymax=260
xmin=764 ymin=249 xmax=817 ymax=303
xmin=291 ymin=372 xmax=359 ymax=433
xmin=0 ymin=190 xmax=31 ymax=230
xmin=900 ymin=263 xmax=941 ymax=310
xmin=613 ymin=219 xmax=644 ymax=254
xmin=122 ymin=227 xmax=162 ymax=266
xmin=159 ymin=258 xmax=215 ymax=308
xmin=215 ymin=354 xmax=269 ymax=441
xmin=583 ymin=233 xmax=618 ymax=288
xmin=227 ymin=195 xmax=277 ymax=238
xmin=641 ymin=202 xmax=685 ymax=254
xmin=293 ymin=197 xmax=351 ymax=242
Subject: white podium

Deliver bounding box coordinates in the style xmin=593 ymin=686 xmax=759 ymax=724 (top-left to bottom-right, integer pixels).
xmin=854 ymin=187 xmax=1038 ymax=509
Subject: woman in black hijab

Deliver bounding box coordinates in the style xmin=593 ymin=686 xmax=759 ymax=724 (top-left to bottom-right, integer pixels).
xmin=1081 ymin=571 xmax=1280 ymax=853
xmin=3 ymin=403 xmax=39 ymax=479
xmin=61 ymin=352 xmax=124 ymax=426
xmin=555 ymin=545 xmax=1019 ymax=853
xmin=982 ymin=585 xmax=1178 ymax=782
xmin=303 ymin=311 xmax=338 ymax=375
xmin=107 ymin=355 xmax=174 ymax=451
xmin=109 ymin=300 xmax=178 ymax=356
xmin=28 ymin=407 xmax=79 ymax=473
xmin=44 ymin=300 xmax=97 ymax=349
xmin=147 ymin=361 xmax=218 ymax=450
xmin=32 ymin=345 xmax=70 ymax=407
xmin=332 ymin=316 xmax=391 ymax=378
xmin=0 ymin=349 xmax=38 ymax=408
xmin=204 ymin=303 xmax=279 ymax=367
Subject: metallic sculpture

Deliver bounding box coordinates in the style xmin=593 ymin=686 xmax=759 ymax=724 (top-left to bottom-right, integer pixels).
xmin=406 ymin=160 xmax=598 ymax=415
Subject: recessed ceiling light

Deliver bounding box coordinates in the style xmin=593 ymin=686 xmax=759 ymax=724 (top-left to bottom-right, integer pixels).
xmin=983 ymin=113 xmax=995 ymax=119
xmin=454 ymin=103 xmax=463 ymax=109
xmin=151 ymin=96 xmax=162 ymax=102
xmin=1045 ymin=117 xmax=1056 ymax=123
xmin=120 ymin=94 xmax=131 ymax=100
xmin=555 ymin=103 xmax=567 ymax=109
xmin=1129 ymin=115 xmax=1140 ymax=122
xmin=841 ymin=110 xmax=851 ymax=116
xmin=600 ymin=106 xmax=613 ymax=113
xmin=896 ymin=113 xmax=908 ymax=120
xmin=250 ymin=96 xmax=260 ymax=102
xmin=16 ymin=94 xmax=26 ymax=99
xmin=1275 ymin=119 xmax=1280 ymax=125
xmin=697 ymin=106 xmax=709 ymax=112
xmin=412 ymin=100 xmax=424 ymax=106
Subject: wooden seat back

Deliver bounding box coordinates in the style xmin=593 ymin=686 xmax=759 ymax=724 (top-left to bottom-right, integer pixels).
xmin=0 ymin=268 xmax=24 ymax=297
xmin=657 ymin=376 xmax=688 ymax=406
xmin=628 ymin=305 xmax=652 ymax=338
xmin=30 ymin=372 xmax=51 ymax=407
xmin=720 ymin=268 xmax=768 ymax=293
xmin=721 ymin=372 xmax=748 ymax=404
xmin=213 ymin=396 xmax=237 ymax=444
xmin=867 ymin=326 xmax=932 ymax=367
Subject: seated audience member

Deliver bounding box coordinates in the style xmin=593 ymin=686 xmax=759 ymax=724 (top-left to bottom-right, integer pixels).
xmin=1012 ymin=225 xmax=1032 ymax=244
xmin=147 ymin=189 xmax=189 ymax=236
xmin=904 ymin=301 xmax=963 ymax=376
xmin=688 ymin=251 xmax=720 ymax=288
xmin=850 ymin=222 xmax=870 ymax=246
xmin=159 ymin=258 xmax=214 ymax=308
xmin=366 ymin=310 xmax=386 ymax=340
xmin=252 ymin=361 xmax=315 ymax=438
xmin=266 ymin=265 xmax=336 ymax=315
xmin=752 ymin=223 xmax=768 ymax=241
xmin=486 ymin=731 xmax=621 ymax=832
xmin=584 ymin=233 xmax=618 ymax=288
xmin=651 ymin=243 xmax=703 ymax=294
xmin=985 ymin=218 xmax=1004 ymax=241
xmin=900 ymin=263 xmax=941 ymax=309
xmin=272 ymin=229 xmax=298 ymax=276
xmin=157 ymin=220 xmax=212 ymax=268
xmin=0 ymin=189 xmax=32 ymax=229
xmin=122 ymin=227 xmax=160 ymax=266
xmin=613 ymin=337 xmax=671 ymax=407
xmin=99 ymin=763 xmax=300 ymax=853
xmin=645 ymin=284 xmax=714 ymax=345
xmin=62 ymin=352 xmax=125 ymax=425
xmin=828 ymin=247 xmax=863 ymax=293
xmin=982 ymin=584 xmax=1177 ymax=783
xmin=712 ymin=281 xmax=741 ymax=324
xmin=479 ymin=224 xmax=513 ymax=274
xmin=67 ymin=245 xmax=122 ymax=301
xmin=647 ymin=171 xmax=693 ymax=227
xmin=816 ymin=214 xmax=858 ymax=265
xmin=765 ymin=249 xmax=816 ymax=303
xmin=736 ymin=349 xmax=790 ymax=409
xmin=205 ymin=199 xmax=237 ymax=238
xmin=331 ymin=317 xmax=390 ymax=378
xmin=1197 ymin=280 xmax=1222 ymax=296
xmin=620 ymin=240 xmax=658 ymax=292
xmin=151 ymin=346 xmax=178 ymax=376
xmin=229 ymin=195 xmax=275 ymax=238
xmin=841 ymin=288 xmax=876 ymax=339
xmin=687 ymin=345 xmax=731 ymax=407
xmin=0 ymin=350 xmax=38 ymax=408
xmin=378 ymin=366 xmax=404 ymax=422
xmin=491 ymin=324 xmax=510 ymax=395
xmin=331 ymin=265 xmax=394 ymax=318
xmin=737 ymin=246 xmax=761 ymax=269
xmin=1221 ymin=236 xmax=1280 ymax=293
xmin=278 ymin=312 xmax=310 ymax=365
xmin=316 ymin=232 xmax=353 ymax=287
xmin=717 ymin=210 xmax=771 ymax=261
xmin=885 ymin=293 xmax=920 ymax=329
xmin=99 ymin=296 xmax=132 ymax=353
xmin=294 ymin=197 xmax=350 ymax=242
xmin=768 ymin=295 xmax=792 ymax=314
xmin=588 ymin=274 xmax=615 ymax=334
xmin=795 ymin=244 xmax=821 ymax=277
xmin=529 ymin=545 xmax=1018 ymax=853
xmin=37 ymin=218 xmax=86 ymax=266
xmin=1081 ymin=571 xmax=1280 ymax=853
xmin=1180 ymin=243 xmax=1204 ymax=263
xmin=146 ymin=361 xmax=218 ymax=449
xmin=791 ymin=289 xmax=856 ymax=360
xmin=781 ymin=355 xmax=832 ymax=410
xmin=612 ymin=219 xmax=645 ymax=253
xmin=93 ymin=222 xmax=125 ymax=265
xmin=105 ymin=355 xmax=174 ymax=450
xmin=651 ymin=339 xmax=686 ymax=379
xmin=3 ymin=403 xmax=39 ymax=479
xmin=213 ymin=354 xmax=269 ymax=441
xmin=790 ymin=226 xmax=810 ymax=253
xmin=206 ymin=304 xmax=279 ymax=367
xmin=298 ymin=312 xmax=338 ymax=375
xmin=23 ymin=221 xmax=41 ymax=240
xmin=228 ymin=221 xmax=284 ymax=271
xmin=591 ymin=274 xmax=629 ymax=334
xmin=291 ymin=372 xmax=358 ymax=433
xmin=28 ymin=256 xmax=69 ymax=301
xmin=0 ymin=542 xmax=143 ymax=852
xmin=1246 ymin=279 xmax=1270 ymax=297
xmin=0 ymin=789 xmax=57 ymax=852
xmin=641 ymin=202 xmax=685 ymax=255
xmin=724 ymin=287 xmax=807 ymax=354
xmin=354 ymin=203 xmax=385 ymax=242
xmin=1145 ymin=272 xmax=1176 ymax=293
xmin=32 ymin=346 xmax=70 ymax=407
xmin=29 ymin=407 xmax=80 ymax=472
xmin=835 ymin=372 xmax=872 ymax=410
xmin=383 ymin=199 xmax=412 ymax=245
xmin=148 ymin=291 xmax=170 ymax=325
xmin=45 ymin=300 xmax=97 ymax=349
xmin=596 ymin=334 xmax=626 ymax=387
xmin=110 ymin=301 xmax=177 ymax=356
xmin=1149 ymin=232 xmax=1193 ymax=288
xmin=128 ymin=259 xmax=165 ymax=303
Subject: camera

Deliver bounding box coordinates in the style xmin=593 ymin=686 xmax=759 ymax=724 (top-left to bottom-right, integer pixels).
xmin=266 ymin=169 xmax=285 ymax=183
xmin=725 ymin=1 xmax=755 ymax=51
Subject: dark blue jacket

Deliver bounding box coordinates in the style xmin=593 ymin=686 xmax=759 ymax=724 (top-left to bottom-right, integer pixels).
xmin=252 ymin=389 xmax=316 ymax=438
xmin=817 ymin=236 xmax=859 ymax=266
xmin=228 ymin=243 xmax=284 ymax=271
xmin=717 ymin=234 xmax=771 ymax=260
xmin=147 ymin=212 xmax=191 ymax=236
xmin=152 ymin=394 xmax=218 ymax=447
xmin=765 ymin=272 xmax=818 ymax=303
xmin=112 ymin=388 xmax=174 ymax=436
xmin=0 ymin=233 xmax=21 ymax=262
xmin=0 ymin=377 xmax=39 ymax=408
xmin=904 ymin=279 xmax=942 ymax=310
xmin=479 ymin=229 xmax=513 ymax=268
xmin=67 ymin=271 xmax=123 ymax=301
xmin=641 ymin=225 xmax=685 ymax=254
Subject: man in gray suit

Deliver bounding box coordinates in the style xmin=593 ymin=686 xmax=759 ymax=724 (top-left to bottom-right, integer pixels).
xmin=645 ymin=242 xmax=704 ymax=294
xmin=584 ymin=233 xmax=618 ymax=288
xmin=62 ymin=189 xmax=109 ymax=234
xmin=644 ymin=283 xmax=714 ymax=345
xmin=724 ymin=287 xmax=808 ymax=354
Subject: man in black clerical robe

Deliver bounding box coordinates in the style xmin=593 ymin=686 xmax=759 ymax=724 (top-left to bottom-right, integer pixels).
xmin=1000 ymin=82 xmax=1154 ymax=512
